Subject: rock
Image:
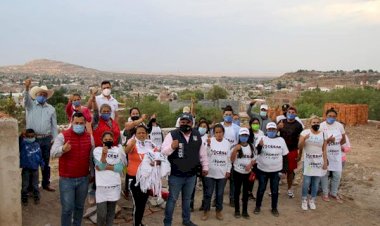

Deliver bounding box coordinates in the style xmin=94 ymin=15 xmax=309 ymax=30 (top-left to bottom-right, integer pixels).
xmin=89 ymin=214 xmax=97 ymax=224
xmin=83 ymin=205 xmax=97 ymax=218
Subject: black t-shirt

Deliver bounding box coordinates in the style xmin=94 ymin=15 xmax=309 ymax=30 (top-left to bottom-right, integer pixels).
xmin=279 ymin=120 xmax=303 ymax=151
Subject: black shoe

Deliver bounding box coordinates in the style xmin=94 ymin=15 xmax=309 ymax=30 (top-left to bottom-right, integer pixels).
xmin=242 ymin=212 xmax=250 ymax=219
xmin=22 ymin=199 xmax=28 ymax=206
xmin=254 ymin=207 xmax=261 ymax=215
xmin=229 ymin=199 xmax=235 ymax=207
xmin=182 ymin=221 xmax=198 ymax=226
xmin=34 ymin=198 xmax=40 ymax=205
xmin=271 ymin=208 xmax=279 ymax=217
xmin=234 ymin=211 xmax=241 ymax=218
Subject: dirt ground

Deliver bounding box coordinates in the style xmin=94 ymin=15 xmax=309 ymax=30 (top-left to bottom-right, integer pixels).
xmin=22 ymin=122 xmax=380 ymax=226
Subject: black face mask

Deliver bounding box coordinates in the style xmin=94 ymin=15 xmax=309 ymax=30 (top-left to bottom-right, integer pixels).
xmin=150 ymin=118 xmax=156 ymax=123
xmin=103 ymin=141 xmax=113 ymax=149
xmin=311 ymin=124 xmax=320 ymax=131
xmin=179 ymin=124 xmax=192 ymax=133
xmin=131 ymin=116 xmax=140 ymax=121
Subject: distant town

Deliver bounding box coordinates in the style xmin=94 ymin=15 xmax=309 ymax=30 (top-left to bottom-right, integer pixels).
xmin=1 ymin=59 xmax=380 ymax=121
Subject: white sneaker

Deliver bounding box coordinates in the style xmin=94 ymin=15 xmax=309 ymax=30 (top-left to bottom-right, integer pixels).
xmin=301 ymin=199 xmax=308 ymax=211
xmin=309 ymin=199 xmax=316 ymax=210
xmin=287 ymin=190 xmax=295 ymax=198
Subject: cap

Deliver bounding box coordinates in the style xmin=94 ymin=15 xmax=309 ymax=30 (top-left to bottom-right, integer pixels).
xmin=266 ymin=122 xmax=277 ymax=129
xmin=183 ymin=106 xmax=190 ymax=113
xmin=180 ymin=113 xmax=193 ymax=122
xmin=282 ymin=104 xmax=290 ymax=111
xmin=260 ymin=104 xmax=268 ymax=110
xmin=239 ymin=128 xmax=250 ymax=135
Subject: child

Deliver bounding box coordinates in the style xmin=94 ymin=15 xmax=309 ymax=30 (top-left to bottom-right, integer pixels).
xmin=202 ymin=124 xmax=231 ymax=221
xmin=19 ymin=129 xmax=44 ymax=206
xmin=93 ymin=131 xmax=126 ymax=226
xmin=231 ymin=128 xmax=255 ymax=219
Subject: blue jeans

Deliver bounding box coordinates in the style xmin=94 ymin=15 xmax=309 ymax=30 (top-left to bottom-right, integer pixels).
xmin=59 ymin=176 xmax=89 ymax=226
xmin=255 ymin=169 xmax=280 ymax=210
xmin=204 ymin=177 xmax=227 ymax=211
xmin=36 ymin=136 xmax=52 ymax=188
xmin=321 ymin=171 xmax=342 ymax=196
xmin=302 ymin=176 xmax=321 ymax=199
xmin=164 ymin=175 xmax=196 ymax=226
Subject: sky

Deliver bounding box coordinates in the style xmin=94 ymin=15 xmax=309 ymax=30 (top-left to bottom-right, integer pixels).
xmin=0 ymin=0 xmax=379 ymax=75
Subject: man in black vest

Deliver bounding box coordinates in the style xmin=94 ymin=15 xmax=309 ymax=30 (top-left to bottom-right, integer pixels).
xmin=162 ymin=113 xmax=209 ymax=226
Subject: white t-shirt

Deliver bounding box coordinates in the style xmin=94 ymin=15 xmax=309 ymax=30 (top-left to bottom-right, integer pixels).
xmin=320 ymin=121 xmax=344 ymax=172
xmin=149 ymin=126 xmax=163 ymax=149
xmin=206 ymin=137 xmax=232 ymax=179
xmin=222 ymin=123 xmax=240 ymax=150
xmin=93 ymin=145 xmax=125 ymax=187
xmin=96 ymin=94 xmax=119 ymax=119
xmin=301 ymin=129 xmax=326 ymax=176
xmin=256 ymin=136 xmax=289 ymax=172
xmin=233 ymin=145 xmax=254 ymax=174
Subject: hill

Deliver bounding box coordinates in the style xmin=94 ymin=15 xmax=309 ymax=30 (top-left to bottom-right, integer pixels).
xmin=0 ymin=59 xmax=107 ymax=76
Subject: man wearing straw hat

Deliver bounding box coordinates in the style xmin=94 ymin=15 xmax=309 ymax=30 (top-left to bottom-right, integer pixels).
xmin=23 ymin=78 xmax=58 ymax=192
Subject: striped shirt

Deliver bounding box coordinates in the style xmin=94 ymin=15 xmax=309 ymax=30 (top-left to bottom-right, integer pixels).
xmin=23 ymin=90 xmax=58 ymax=139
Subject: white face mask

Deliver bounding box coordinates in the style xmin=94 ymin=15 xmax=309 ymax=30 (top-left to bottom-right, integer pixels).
xmin=102 ymin=88 xmax=111 ymax=96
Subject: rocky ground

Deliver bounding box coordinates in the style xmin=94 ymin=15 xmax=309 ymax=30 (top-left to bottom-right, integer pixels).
xmin=22 ymin=122 xmax=380 ymax=226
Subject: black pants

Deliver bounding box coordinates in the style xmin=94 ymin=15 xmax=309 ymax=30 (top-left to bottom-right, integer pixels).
xmin=130 ymin=176 xmax=149 ymax=226
xmin=233 ymin=171 xmax=249 ymax=213
xmin=97 ymin=201 xmax=117 ymax=226
xmin=22 ymin=168 xmax=39 ymax=201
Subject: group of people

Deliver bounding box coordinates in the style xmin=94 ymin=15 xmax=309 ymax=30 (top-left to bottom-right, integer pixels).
xmin=19 ymin=79 xmax=351 ymax=226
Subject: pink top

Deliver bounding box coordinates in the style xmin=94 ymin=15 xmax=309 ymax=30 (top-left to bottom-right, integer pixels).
xmin=65 ymin=102 xmax=92 ymax=123
xmin=161 ymin=131 xmax=209 ymax=171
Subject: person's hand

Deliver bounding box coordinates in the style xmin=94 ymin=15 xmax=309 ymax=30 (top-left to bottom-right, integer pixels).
xmin=245 ymin=163 xmax=252 ymax=172
xmin=24 ymin=78 xmax=31 ymax=90
xmin=225 ymin=172 xmax=230 ymax=179
xmin=171 ymin=139 xmax=179 ymax=150
xmin=202 ymin=170 xmax=208 ymax=177
xmin=141 ymin=114 xmax=148 ymax=121
xmin=129 ymin=138 xmax=137 ymax=146
xmin=322 ymin=162 xmax=327 ymax=170
xmin=259 ymin=138 xmax=264 ymax=146
xmin=235 ymin=144 xmax=241 ymax=151
xmin=62 ymin=141 xmax=71 ymax=153
xmin=304 ymin=133 xmax=310 ymax=140
xmin=102 ymin=146 xmax=108 ymax=155
xmin=327 ymin=135 xmax=335 ymax=143
xmin=207 ymin=134 xmax=211 ymax=146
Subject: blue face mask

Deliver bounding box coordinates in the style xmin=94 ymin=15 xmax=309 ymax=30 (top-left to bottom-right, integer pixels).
xmin=287 ymin=113 xmax=296 ymax=120
xmin=224 ymin=115 xmax=233 ymax=123
xmin=73 ymin=124 xmax=85 ymax=134
xmin=198 ymin=127 xmax=207 ymax=136
xmin=233 ymin=120 xmax=240 ymax=126
xmin=72 ymin=100 xmax=81 ymax=107
xmin=326 ymin=117 xmax=336 ymax=124
xmin=239 ymin=136 xmax=249 ymax=143
xmin=101 ymin=113 xmax=111 ymax=121
xmin=267 ymin=131 xmax=277 ymax=138
xmin=36 ymin=95 xmax=47 ymax=104
xmin=260 ymin=111 xmax=267 ymax=117
xmin=24 ymin=138 xmax=35 ymax=143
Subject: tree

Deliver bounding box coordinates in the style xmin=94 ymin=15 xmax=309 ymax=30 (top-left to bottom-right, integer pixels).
xmin=49 ymin=87 xmax=68 ymax=106
xmin=206 ymin=85 xmax=228 ymax=101
xmin=178 ymin=89 xmax=204 ymax=101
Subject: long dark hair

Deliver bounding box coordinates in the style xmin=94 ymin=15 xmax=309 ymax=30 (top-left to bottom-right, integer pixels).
xmin=248 ymin=117 xmax=260 ymax=144
xmin=237 ymin=136 xmax=255 ymax=159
